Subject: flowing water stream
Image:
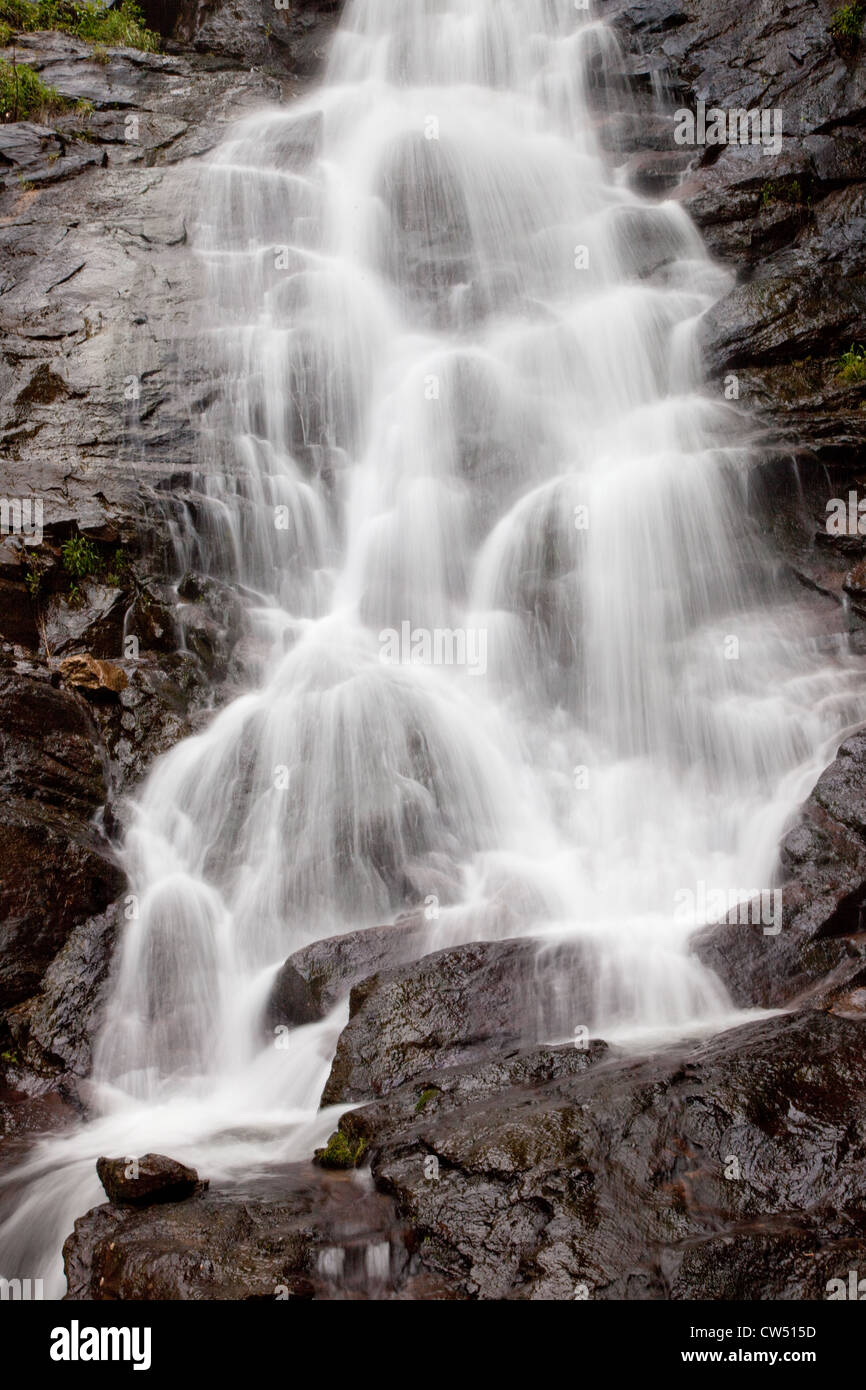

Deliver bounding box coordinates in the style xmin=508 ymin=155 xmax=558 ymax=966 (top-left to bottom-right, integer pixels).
xmin=3 ymin=0 xmax=866 ymax=1297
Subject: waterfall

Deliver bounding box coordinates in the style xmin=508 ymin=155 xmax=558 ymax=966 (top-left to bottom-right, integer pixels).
xmin=3 ymin=0 xmax=866 ymax=1296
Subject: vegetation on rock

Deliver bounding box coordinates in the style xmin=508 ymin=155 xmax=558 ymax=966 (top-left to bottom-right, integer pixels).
xmin=313 ymin=1130 xmax=368 ymax=1170
xmin=0 ymin=0 xmax=159 ymax=51
xmin=830 ymin=3 xmax=865 ymax=52
xmin=837 ymin=343 xmax=866 ymax=382
xmin=0 ymin=57 xmax=70 ymax=119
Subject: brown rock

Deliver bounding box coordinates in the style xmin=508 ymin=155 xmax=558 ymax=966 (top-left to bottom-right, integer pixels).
xmin=59 ymin=654 xmax=128 ymax=695
xmin=96 ymin=1153 xmax=207 ymax=1207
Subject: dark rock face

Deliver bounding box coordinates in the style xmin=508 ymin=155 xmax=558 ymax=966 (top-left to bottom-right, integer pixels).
xmin=96 ymin=1153 xmax=207 ymax=1207
xmin=6 ymin=901 xmax=124 ymax=1085
xmin=0 ymin=665 xmax=122 ymax=1009
xmin=64 ymin=1191 xmax=314 ymax=1300
xmin=173 ymin=0 xmax=342 ymax=72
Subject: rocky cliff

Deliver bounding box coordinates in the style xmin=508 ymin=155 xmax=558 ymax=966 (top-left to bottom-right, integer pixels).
xmin=3 ymin=0 xmax=866 ymax=1300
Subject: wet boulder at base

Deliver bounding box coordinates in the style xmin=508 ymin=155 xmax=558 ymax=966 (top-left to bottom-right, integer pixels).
xmin=340 ymin=1008 xmax=866 ymax=1300
xmin=96 ymin=1153 xmax=207 ymax=1207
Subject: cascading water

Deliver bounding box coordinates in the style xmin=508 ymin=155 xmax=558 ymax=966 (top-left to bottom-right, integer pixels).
xmin=3 ymin=0 xmax=866 ymax=1297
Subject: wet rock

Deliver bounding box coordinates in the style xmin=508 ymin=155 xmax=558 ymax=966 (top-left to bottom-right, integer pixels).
xmin=699 ymin=271 xmax=866 ymax=379
xmin=341 ymin=1040 xmax=611 ymax=1141
xmin=9 ymin=901 xmax=124 ymax=1079
xmin=0 ymin=576 xmax=40 ymax=648
xmin=45 ymin=587 xmax=128 ymax=662
xmin=64 ymin=1191 xmax=312 ymax=1299
xmin=0 ymin=122 xmax=65 ymax=174
xmin=268 ymin=914 xmax=434 ymax=1028
xmin=0 ymin=813 xmax=124 ymax=1009
xmin=90 ymin=652 xmax=224 ymax=795
xmin=0 ymin=665 xmax=122 ymax=1008
xmin=125 ymin=586 xmax=178 ymax=655
xmin=61 ymin=1005 xmax=866 ymax=1301
xmin=173 ymin=0 xmax=341 ymax=73
xmin=59 ymin=653 xmax=128 ymax=695
xmin=0 ymin=1085 xmax=80 ymax=1143
xmin=96 ymin=1153 xmax=207 ymax=1207
xmin=321 ymin=938 xmax=589 ymax=1104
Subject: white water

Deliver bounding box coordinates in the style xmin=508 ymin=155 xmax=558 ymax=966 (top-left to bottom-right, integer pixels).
xmin=3 ymin=0 xmax=866 ymax=1296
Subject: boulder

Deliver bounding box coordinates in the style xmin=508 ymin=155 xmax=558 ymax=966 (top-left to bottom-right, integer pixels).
xmin=321 ymin=938 xmax=589 ymax=1104
xmin=267 ymin=914 xmax=434 ymax=1028
xmin=96 ymin=1153 xmax=207 ymax=1207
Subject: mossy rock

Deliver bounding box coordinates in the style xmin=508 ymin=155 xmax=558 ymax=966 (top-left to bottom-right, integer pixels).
xmin=313 ymin=1130 xmax=368 ymax=1170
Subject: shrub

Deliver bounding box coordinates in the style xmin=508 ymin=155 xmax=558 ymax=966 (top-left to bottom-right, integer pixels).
xmin=61 ymin=533 xmax=102 ymax=578
xmin=830 ymin=3 xmax=865 ymax=52
xmin=837 ymin=344 xmax=866 ymax=383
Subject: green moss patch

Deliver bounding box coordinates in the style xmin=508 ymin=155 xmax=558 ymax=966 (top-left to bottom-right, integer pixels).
xmin=313 ymin=1130 xmax=369 ymax=1170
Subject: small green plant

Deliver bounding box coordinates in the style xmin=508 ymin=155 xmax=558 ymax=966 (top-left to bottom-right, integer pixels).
xmin=105 ymin=547 xmax=128 ymax=587
xmin=314 ymin=1130 xmax=368 ymax=1170
xmin=414 ymin=1087 xmax=439 ymax=1113
xmin=61 ymin=533 xmax=101 ymax=579
xmin=837 ymin=344 xmax=866 ymax=383
xmin=760 ymin=177 xmax=807 ymax=208
xmin=23 ymin=555 xmax=43 ymax=597
xmin=830 ymin=2 xmax=865 ymax=52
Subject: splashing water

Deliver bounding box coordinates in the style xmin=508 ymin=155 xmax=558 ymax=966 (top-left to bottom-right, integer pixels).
xmin=3 ymin=0 xmax=866 ymax=1295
